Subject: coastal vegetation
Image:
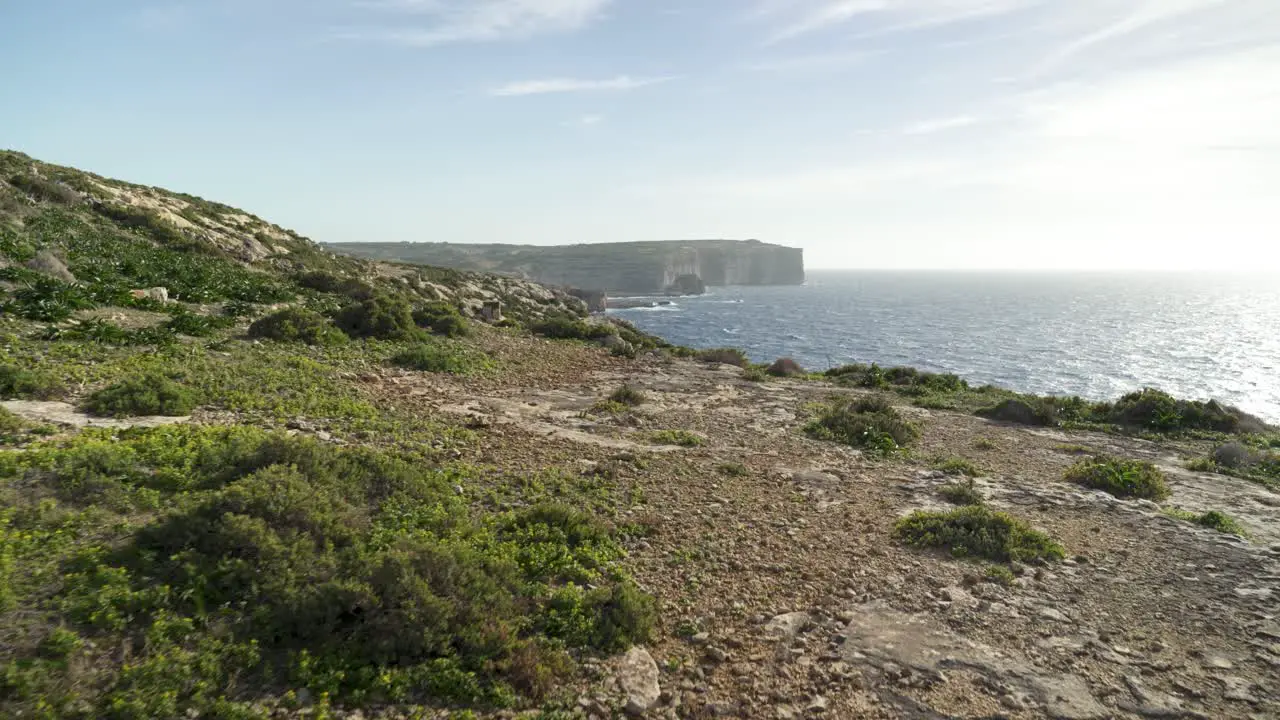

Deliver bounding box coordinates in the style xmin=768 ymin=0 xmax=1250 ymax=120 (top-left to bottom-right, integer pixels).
xmin=1064 ymin=456 xmax=1171 ymax=500
xmin=803 ymin=395 xmax=918 ymax=456
xmin=893 ymin=505 xmax=1065 ymax=563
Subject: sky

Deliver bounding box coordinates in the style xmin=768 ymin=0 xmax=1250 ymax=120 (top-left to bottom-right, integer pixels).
xmin=2 ymin=0 xmax=1278 ymax=270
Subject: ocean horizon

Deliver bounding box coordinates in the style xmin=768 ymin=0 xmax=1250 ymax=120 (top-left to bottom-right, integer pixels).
xmin=609 ymin=269 xmax=1280 ymax=424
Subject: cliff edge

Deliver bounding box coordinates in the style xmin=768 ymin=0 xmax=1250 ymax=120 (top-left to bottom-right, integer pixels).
xmin=324 ymin=239 xmax=806 ymax=294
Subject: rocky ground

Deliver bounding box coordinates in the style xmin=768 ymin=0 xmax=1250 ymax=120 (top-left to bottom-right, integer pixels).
xmin=363 ymin=340 xmax=1280 ymax=720
xmin=6 ymin=334 xmax=1277 ymax=720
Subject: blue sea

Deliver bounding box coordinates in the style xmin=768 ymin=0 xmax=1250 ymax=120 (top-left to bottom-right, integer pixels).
xmin=608 ymin=271 xmax=1280 ymax=424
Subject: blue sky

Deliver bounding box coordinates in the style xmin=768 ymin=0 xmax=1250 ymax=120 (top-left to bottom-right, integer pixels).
xmin=3 ymin=0 xmax=1277 ymax=269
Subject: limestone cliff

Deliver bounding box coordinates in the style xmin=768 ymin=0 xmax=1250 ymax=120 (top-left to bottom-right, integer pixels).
xmin=324 ymin=239 xmax=805 ymax=294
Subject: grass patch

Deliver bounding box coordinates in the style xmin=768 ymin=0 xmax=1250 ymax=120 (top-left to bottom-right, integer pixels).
xmin=607 ymin=384 xmax=645 ymax=407
xmin=650 ymin=430 xmax=704 ymax=448
xmin=390 ymin=342 xmax=487 ymax=375
xmin=82 ymin=372 xmax=199 ymax=417
xmin=1064 ymin=455 xmax=1170 ymax=500
xmin=1054 ymin=444 xmax=1093 ymax=455
xmin=893 ymin=505 xmax=1065 ymax=562
xmin=742 ymin=366 xmax=769 ymax=382
xmin=937 ymin=478 xmax=983 ymax=506
xmin=1162 ymin=508 xmax=1248 ymax=537
xmin=804 ymin=395 xmax=918 ymax=456
xmin=588 ymin=400 xmax=630 ymax=416
xmin=932 ymin=457 xmax=981 ymax=477
xmin=972 ymin=437 xmax=997 ymax=450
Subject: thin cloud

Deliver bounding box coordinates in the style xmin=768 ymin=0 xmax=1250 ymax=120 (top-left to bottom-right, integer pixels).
xmin=343 ymin=0 xmax=612 ymax=46
xmin=489 ymin=75 xmax=675 ymax=96
xmin=903 ymin=114 xmax=979 ymax=134
xmin=755 ymin=0 xmax=1032 ymax=44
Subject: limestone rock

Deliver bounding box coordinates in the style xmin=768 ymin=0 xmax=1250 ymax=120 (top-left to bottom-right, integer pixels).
xmin=618 ymin=647 xmax=661 ymax=716
xmin=765 ymin=612 xmax=811 ymax=639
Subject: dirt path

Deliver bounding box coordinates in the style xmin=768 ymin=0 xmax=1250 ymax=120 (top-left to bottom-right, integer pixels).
xmin=370 ymin=350 xmax=1280 ymax=719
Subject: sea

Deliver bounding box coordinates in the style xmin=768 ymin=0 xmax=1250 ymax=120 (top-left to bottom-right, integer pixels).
xmin=607 ymin=271 xmax=1280 ymax=424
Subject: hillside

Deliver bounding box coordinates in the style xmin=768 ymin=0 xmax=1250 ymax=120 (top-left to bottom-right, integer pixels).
xmin=324 ymin=240 xmax=806 ymax=295
xmin=2 ymin=150 xmax=1279 ymax=720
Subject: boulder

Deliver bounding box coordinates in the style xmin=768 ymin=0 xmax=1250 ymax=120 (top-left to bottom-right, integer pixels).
xmin=618 ymin=647 xmax=661 ymax=716
xmin=130 ymin=287 xmax=169 ymax=303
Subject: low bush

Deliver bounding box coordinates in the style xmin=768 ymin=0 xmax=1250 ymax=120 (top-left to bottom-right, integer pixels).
xmin=1106 ymin=388 xmax=1264 ymax=434
xmin=608 ymin=384 xmax=645 ymax=407
xmin=529 ymin=316 xmax=614 ymax=342
xmin=334 ymin=294 xmax=422 ymax=341
xmin=248 ymin=307 xmax=348 ymax=346
xmin=413 ymin=302 xmax=470 ymax=338
xmin=766 ymin=358 xmax=805 ymax=377
xmin=697 ymin=348 xmax=750 ymax=368
xmin=650 ymin=430 xmax=704 ymax=447
xmin=0 ymin=427 xmax=653 ymax=716
xmin=1187 ymin=443 xmax=1280 ymax=490
xmin=390 ymin=343 xmax=477 ymax=374
xmin=9 ymin=173 xmax=81 ymax=205
xmin=985 ymin=565 xmax=1016 ymax=585
xmin=2 ymin=276 xmax=93 ymax=321
xmin=1064 ymin=455 xmax=1170 ymax=500
xmin=717 ymin=462 xmax=749 ymax=477
xmin=742 ymin=366 xmax=769 ymax=382
xmin=0 ymin=406 xmax=26 ymax=443
xmin=933 ymin=457 xmax=981 ymax=477
xmin=164 ymin=309 xmax=233 ymax=337
xmin=826 ymin=363 xmax=967 ymax=394
xmin=83 ymin=372 xmax=199 ymax=417
xmin=1163 ymin=508 xmax=1247 ymax=537
xmin=295 ymin=270 xmax=374 ymax=300
xmin=893 ymin=505 xmax=1065 ymax=562
xmin=804 ymin=395 xmax=918 ymax=456
xmin=938 ymin=479 xmax=983 ymax=506
xmin=1212 ymin=442 xmax=1254 ymax=468
xmin=0 ymin=363 xmax=64 ymax=400
xmin=24 ymin=249 xmax=77 ymax=283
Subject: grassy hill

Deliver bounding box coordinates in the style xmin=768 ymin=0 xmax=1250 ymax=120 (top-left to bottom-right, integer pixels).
xmin=0 ymin=150 xmax=664 ymax=719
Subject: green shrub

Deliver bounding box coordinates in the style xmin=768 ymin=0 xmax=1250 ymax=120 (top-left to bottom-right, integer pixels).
xmin=984 ymin=565 xmax=1015 ymax=585
xmin=295 ymin=270 xmax=374 ymax=300
xmin=742 ymin=366 xmax=769 ymax=382
xmin=1163 ymin=508 xmax=1247 ymax=537
xmin=2 ymin=276 xmax=92 ymax=321
xmin=650 ymin=430 xmax=704 ymax=447
xmin=696 ymin=348 xmax=750 ymax=367
xmin=529 ymin=316 xmax=613 ymax=342
xmin=933 ymin=457 xmax=981 ymax=477
xmin=826 ymin=363 xmax=967 ymax=394
xmin=608 ymin=384 xmax=645 ymax=407
xmin=804 ymin=395 xmax=918 ymax=456
xmin=1064 ymin=455 xmax=1170 ymax=500
xmin=390 ymin=343 xmax=476 ymax=374
xmin=0 ymin=406 xmax=26 ymax=443
xmin=976 ymin=398 xmax=1058 ymax=427
xmin=413 ymin=302 xmax=470 ymax=338
xmin=0 ymin=363 xmax=64 ymax=400
xmin=165 ymin=309 xmax=233 ymax=337
xmin=83 ymin=372 xmax=199 ymax=417
xmin=334 ymin=294 xmax=422 ymax=341
xmin=1106 ymin=388 xmax=1262 ymax=434
xmin=938 ymin=479 xmax=983 ymax=506
xmin=893 ymin=505 xmax=1065 ymax=562
xmin=9 ymin=174 xmax=81 ymax=205
xmin=248 ymin=307 xmax=348 ymax=346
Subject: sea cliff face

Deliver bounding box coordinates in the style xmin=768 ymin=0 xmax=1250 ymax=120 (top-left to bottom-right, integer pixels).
xmin=324 ymin=239 xmax=805 ymax=294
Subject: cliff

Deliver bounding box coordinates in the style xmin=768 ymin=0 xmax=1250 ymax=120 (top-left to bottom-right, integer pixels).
xmin=323 ymin=239 xmax=806 ymax=294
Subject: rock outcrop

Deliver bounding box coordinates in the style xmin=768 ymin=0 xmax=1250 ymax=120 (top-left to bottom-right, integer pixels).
xmin=324 ymin=239 xmax=806 ymax=295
